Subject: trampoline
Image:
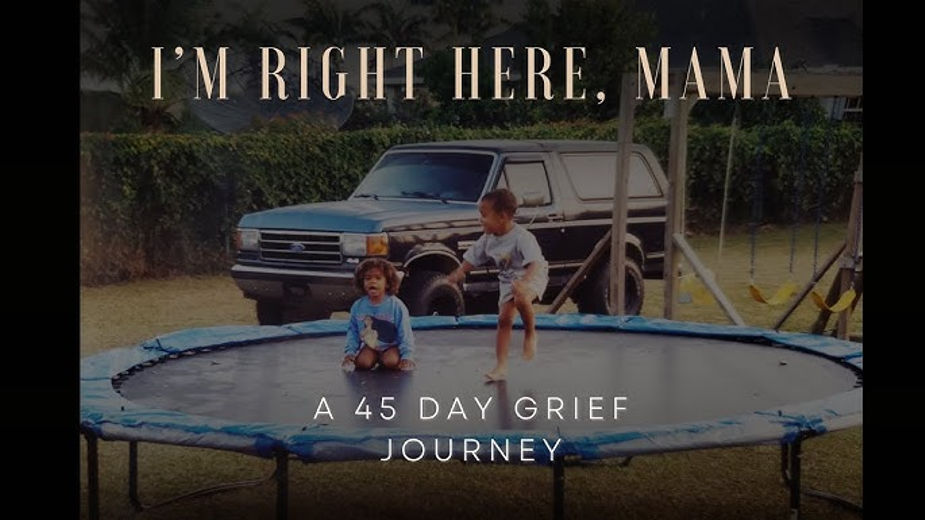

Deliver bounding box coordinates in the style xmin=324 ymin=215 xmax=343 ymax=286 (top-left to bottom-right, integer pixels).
xmin=80 ymin=314 xmax=862 ymax=519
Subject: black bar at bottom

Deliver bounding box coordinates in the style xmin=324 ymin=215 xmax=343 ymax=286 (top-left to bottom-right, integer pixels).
xmin=276 ymin=452 xmax=289 ymax=520
xmin=553 ymin=458 xmax=564 ymax=520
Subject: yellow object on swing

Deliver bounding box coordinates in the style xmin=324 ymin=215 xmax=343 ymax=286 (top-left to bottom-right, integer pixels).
xmin=810 ymin=287 xmax=857 ymax=313
xmin=680 ymin=274 xmax=714 ymax=305
xmin=748 ymin=280 xmax=797 ymax=306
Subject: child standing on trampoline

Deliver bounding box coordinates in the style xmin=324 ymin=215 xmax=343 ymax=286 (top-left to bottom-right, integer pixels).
xmin=342 ymin=258 xmax=416 ymax=372
xmin=448 ymin=188 xmax=549 ymax=381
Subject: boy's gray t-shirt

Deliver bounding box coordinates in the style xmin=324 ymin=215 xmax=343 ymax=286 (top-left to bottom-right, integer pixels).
xmin=463 ymin=224 xmax=547 ymax=283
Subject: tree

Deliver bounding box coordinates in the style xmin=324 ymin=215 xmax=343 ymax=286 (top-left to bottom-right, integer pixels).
xmin=81 ymin=0 xmax=219 ymax=131
xmin=285 ymin=0 xmax=365 ymax=47
xmin=429 ymin=0 xmax=502 ymax=44
xmin=359 ymin=1 xmax=431 ymax=51
xmin=81 ymin=0 xmax=213 ymax=89
xmin=517 ymin=0 xmax=657 ymax=119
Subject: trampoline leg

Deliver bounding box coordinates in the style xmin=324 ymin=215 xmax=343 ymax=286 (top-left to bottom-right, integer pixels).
xmin=275 ymin=451 xmax=289 ymax=520
xmin=129 ymin=441 xmax=141 ymax=511
xmin=85 ymin=431 xmax=99 ymax=520
xmin=788 ymin=439 xmax=802 ymax=520
xmin=780 ymin=443 xmax=790 ymax=482
xmin=553 ymin=458 xmax=565 ymax=520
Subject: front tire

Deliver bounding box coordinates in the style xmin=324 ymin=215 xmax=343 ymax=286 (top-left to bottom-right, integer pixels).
xmin=399 ymin=270 xmax=465 ymax=316
xmin=576 ymin=259 xmax=645 ymax=315
xmin=256 ymin=300 xmax=283 ymax=325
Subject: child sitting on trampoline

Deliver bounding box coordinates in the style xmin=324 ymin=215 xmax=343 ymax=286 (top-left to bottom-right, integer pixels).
xmin=448 ymin=188 xmax=549 ymax=381
xmin=342 ymin=258 xmax=416 ymax=372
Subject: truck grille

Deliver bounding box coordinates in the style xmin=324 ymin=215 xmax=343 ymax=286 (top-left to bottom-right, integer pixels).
xmin=259 ymin=230 xmax=342 ymax=264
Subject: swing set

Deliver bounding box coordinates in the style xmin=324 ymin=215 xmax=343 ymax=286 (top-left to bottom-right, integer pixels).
xmin=677 ymin=97 xmax=862 ymax=337
xmin=549 ymin=67 xmax=863 ymax=340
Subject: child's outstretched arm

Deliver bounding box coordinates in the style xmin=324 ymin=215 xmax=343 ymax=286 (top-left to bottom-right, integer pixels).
xmin=451 ymin=234 xmax=488 ymax=285
xmin=447 ymin=260 xmax=475 ymax=285
xmin=512 ymin=261 xmax=542 ymax=300
xmin=512 ymin=230 xmax=547 ymax=301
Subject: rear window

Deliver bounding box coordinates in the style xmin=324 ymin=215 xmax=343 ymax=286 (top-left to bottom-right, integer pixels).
xmin=561 ymin=153 xmax=662 ymax=200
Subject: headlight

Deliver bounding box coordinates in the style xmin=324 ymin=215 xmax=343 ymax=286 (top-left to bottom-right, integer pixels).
xmin=341 ymin=233 xmax=389 ymax=257
xmin=235 ymin=228 xmax=259 ymax=251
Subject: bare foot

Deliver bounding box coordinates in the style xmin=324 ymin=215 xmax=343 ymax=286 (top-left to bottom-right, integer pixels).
xmin=523 ymin=331 xmax=537 ymax=361
xmin=484 ymin=366 xmax=507 ymax=382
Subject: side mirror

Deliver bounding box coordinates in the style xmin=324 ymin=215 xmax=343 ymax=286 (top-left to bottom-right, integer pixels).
xmin=520 ymin=192 xmax=545 ymax=207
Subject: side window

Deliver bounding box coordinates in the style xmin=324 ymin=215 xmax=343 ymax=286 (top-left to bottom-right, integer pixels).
xmin=497 ymin=161 xmax=552 ymax=206
xmin=560 ymin=155 xmax=611 ymax=199
xmin=562 ymin=153 xmax=662 ymax=199
xmin=628 ymin=155 xmax=661 ymax=198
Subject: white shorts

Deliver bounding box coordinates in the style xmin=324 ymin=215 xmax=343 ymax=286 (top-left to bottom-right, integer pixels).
xmin=498 ymin=271 xmax=549 ymax=307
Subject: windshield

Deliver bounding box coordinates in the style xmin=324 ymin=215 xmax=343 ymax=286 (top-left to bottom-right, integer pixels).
xmin=353 ymin=152 xmax=494 ymax=202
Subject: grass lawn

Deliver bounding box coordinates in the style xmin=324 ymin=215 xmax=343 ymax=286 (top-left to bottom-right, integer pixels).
xmin=80 ymin=222 xmax=862 ymax=519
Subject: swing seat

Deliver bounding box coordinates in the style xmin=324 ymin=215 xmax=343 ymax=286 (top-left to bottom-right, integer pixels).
xmin=680 ymin=274 xmax=714 ymax=305
xmin=749 ymin=281 xmax=797 ymax=306
xmin=810 ymin=287 xmax=856 ymax=313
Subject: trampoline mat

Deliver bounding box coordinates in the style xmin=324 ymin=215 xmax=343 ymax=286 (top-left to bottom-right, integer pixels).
xmin=117 ymin=329 xmax=859 ymax=433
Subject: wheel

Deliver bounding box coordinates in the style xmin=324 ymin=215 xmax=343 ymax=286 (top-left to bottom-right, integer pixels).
xmin=576 ymin=258 xmax=645 ymax=315
xmin=283 ymin=303 xmax=331 ymax=323
xmin=464 ymin=293 xmax=498 ymax=315
xmin=399 ymin=270 xmax=465 ymax=316
xmin=256 ymin=300 xmax=330 ymax=325
xmin=256 ymin=300 xmax=283 ymax=325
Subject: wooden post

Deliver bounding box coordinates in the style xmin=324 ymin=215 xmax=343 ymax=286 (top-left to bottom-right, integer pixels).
xmin=673 ymin=233 xmax=746 ymax=326
xmin=773 ymin=242 xmax=845 ymax=331
xmin=609 ymin=73 xmax=637 ymax=315
xmin=811 ymin=273 xmax=844 ymax=335
xmin=837 ymin=159 xmax=863 ymax=339
xmin=663 ymin=74 xmax=691 ymax=320
xmin=548 ymin=229 xmax=611 ymax=313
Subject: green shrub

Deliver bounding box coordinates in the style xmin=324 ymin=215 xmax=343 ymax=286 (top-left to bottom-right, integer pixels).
xmin=80 ymin=120 xmax=861 ymax=284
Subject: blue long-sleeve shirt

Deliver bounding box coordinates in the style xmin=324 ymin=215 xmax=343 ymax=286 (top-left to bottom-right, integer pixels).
xmin=344 ymin=295 xmax=415 ymax=360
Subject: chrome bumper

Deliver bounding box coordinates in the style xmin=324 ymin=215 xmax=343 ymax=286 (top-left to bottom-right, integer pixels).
xmin=231 ymin=264 xmax=357 ymax=308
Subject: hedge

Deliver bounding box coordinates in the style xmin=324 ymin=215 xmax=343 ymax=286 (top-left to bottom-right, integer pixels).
xmin=80 ymin=120 xmax=861 ymax=284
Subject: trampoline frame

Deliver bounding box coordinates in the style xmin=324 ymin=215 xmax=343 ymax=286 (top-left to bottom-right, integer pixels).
xmin=81 ymin=314 xmax=863 ymax=519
